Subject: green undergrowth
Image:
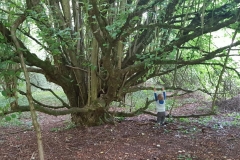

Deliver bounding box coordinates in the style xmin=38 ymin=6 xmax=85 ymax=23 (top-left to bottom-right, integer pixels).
xmin=0 ymin=90 xmax=67 ymax=127
xmin=0 ymin=112 xmax=31 ymax=127
xmin=174 ymin=111 xmax=240 ymax=133
xmin=50 ymin=120 xmax=76 ymax=132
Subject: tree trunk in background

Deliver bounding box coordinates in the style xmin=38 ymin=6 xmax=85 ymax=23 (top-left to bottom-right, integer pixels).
xmin=117 ymin=41 xmax=123 ymax=69
xmin=90 ymin=38 xmax=99 ymax=102
xmin=3 ymin=64 xmax=19 ymax=111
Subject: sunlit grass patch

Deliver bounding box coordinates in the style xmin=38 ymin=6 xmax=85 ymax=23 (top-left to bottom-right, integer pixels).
xmin=0 ymin=90 xmax=67 ymax=127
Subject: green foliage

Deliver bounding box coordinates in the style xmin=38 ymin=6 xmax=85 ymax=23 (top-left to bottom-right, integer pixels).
xmin=180 ymin=126 xmax=198 ymax=134
xmin=50 ymin=127 xmax=60 ymax=132
xmin=224 ymin=112 xmax=240 ymax=127
xmin=165 ymin=98 xmax=178 ymax=110
xmin=212 ymin=105 xmax=219 ymax=113
xmin=4 ymin=113 xmax=17 ymax=121
xmin=111 ymin=89 xmax=163 ymax=113
xmin=0 ymin=113 xmax=24 ymax=127
xmin=193 ymin=112 xmax=240 ymax=128
xmin=221 ymin=120 xmax=240 ymax=127
xmin=64 ymin=121 xmax=76 ymax=130
xmin=198 ymin=116 xmax=213 ymax=125
xmin=179 ymin=118 xmax=190 ymax=123
xmin=163 ymin=129 xmax=170 ymax=133
xmin=177 ymin=153 xmax=194 ymax=160
xmin=4 ymin=115 xmax=11 ymax=121
xmin=129 ymin=90 xmax=155 ymax=111
xmin=227 ymin=112 xmax=240 ymax=119
xmin=50 ymin=120 xmax=76 ymax=132
xmin=115 ymin=116 xmax=125 ymax=121
xmin=1 ymin=90 xmax=8 ymax=97
xmin=167 ymin=115 xmax=175 ymax=123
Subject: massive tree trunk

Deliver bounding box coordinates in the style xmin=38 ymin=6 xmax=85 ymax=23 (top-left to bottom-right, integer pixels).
xmin=71 ymin=107 xmax=110 ymax=126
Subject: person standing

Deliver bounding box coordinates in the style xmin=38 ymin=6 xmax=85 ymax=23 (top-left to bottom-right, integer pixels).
xmin=154 ymin=87 xmax=166 ymax=126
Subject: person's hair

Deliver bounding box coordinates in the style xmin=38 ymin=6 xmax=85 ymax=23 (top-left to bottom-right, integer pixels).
xmin=158 ymin=94 xmax=164 ymax=100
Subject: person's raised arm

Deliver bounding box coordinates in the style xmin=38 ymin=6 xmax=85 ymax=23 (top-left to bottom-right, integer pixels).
xmin=154 ymin=87 xmax=158 ymax=101
xmin=162 ymin=87 xmax=166 ymax=100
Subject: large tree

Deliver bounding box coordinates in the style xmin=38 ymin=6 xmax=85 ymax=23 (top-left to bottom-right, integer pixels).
xmin=0 ymin=0 xmax=240 ymax=126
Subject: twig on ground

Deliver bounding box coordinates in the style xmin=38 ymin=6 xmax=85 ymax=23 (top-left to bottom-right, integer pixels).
xmin=0 ymin=128 xmax=32 ymax=136
xmin=30 ymin=152 xmax=35 ymax=160
xmin=105 ymin=141 xmax=115 ymax=154
xmin=65 ymin=147 xmax=73 ymax=152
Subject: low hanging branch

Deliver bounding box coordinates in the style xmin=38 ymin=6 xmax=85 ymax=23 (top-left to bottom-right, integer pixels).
xmin=143 ymin=111 xmax=216 ymax=119
xmin=1 ymin=104 xmax=91 ymax=116
xmin=18 ymin=90 xmax=68 ymax=109
xmin=167 ymin=112 xmax=216 ymax=118
xmin=17 ymin=76 xmax=70 ymax=108
xmin=111 ymin=98 xmax=151 ymax=117
xmin=110 ymin=97 xmax=216 ymax=119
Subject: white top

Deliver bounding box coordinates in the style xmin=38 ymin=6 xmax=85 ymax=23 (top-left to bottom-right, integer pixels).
xmin=156 ymin=101 xmax=166 ymax=112
xmin=154 ymin=91 xmax=166 ymax=112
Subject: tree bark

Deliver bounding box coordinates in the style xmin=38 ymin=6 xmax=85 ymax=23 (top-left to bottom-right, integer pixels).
xmin=10 ymin=14 xmax=45 ymax=160
xmin=90 ymin=38 xmax=99 ymax=102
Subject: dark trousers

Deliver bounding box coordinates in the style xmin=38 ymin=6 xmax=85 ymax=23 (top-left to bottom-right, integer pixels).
xmin=157 ymin=112 xmax=165 ymax=125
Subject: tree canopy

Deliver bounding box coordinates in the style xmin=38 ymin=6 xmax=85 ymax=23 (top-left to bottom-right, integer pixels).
xmin=0 ymin=0 xmax=240 ymax=126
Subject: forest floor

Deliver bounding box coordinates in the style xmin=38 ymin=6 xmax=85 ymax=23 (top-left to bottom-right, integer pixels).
xmin=0 ymin=93 xmax=240 ymax=160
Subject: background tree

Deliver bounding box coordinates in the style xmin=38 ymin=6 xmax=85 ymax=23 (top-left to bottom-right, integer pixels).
xmin=0 ymin=0 xmax=240 ymax=126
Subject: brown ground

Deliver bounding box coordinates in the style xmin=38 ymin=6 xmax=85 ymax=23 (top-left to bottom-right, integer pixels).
xmin=0 ymin=94 xmax=240 ymax=160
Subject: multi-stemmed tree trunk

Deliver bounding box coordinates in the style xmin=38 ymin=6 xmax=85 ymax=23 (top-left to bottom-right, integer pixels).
xmin=1 ymin=0 xmax=240 ymax=126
